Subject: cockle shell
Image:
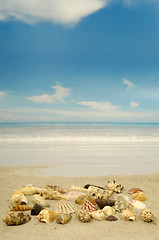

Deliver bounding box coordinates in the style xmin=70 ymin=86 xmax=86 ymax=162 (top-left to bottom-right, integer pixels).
xmin=90 ymin=210 xmax=106 ymax=221
xmin=31 ymin=204 xmax=44 ymax=215
xmin=46 ymin=185 xmax=67 ymax=194
xmin=32 ymin=194 xmax=50 ymax=207
xmin=102 ymin=206 xmax=115 ymax=216
xmin=41 ymin=186 xmax=68 ymax=200
xmin=56 ymin=213 xmax=72 ymax=224
xmin=37 ymin=209 xmax=57 ymax=223
xmin=3 ymin=211 xmax=31 ymax=226
xmin=106 ymin=215 xmax=118 ymax=221
xmin=122 ymin=209 xmax=136 ymax=221
xmin=69 ymin=186 xmax=88 ymax=193
xmin=56 ymin=200 xmax=79 ymax=214
xmin=129 ymin=200 xmax=146 ymax=209
xmin=128 ymin=188 xmax=144 ymax=194
xmin=15 ymin=184 xmax=42 ymax=195
xmin=76 ymin=210 xmax=91 ymax=223
xmin=10 ymin=191 xmax=28 ymax=205
xmin=140 ymin=209 xmax=153 ymax=222
xmin=106 ymin=180 xmax=124 ymax=193
xmin=95 ymin=198 xmax=115 ymax=209
xmin=75 ymin=194 xmax=96 ymax=206
xmin=81 ymin=199 xmax=96 ymax=212
xmin=132 ymin=192 xmax=146 ymax=202
xmin=115 ymin=196 xmax=129 ymax=212
xmin=64 ymin=191 xmax=86 ymax=199
xmin=9 ymin=205 xmax=33 ymax=211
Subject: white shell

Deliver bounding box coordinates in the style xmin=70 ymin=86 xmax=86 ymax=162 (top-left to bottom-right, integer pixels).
xmin=102 ymin=206 xmax=115 ymax=216
xmin=32 ymin=194 xmax=50 ymax=207
xmin=129 ymin=200 xmax=146 ymax=209
xmin=90 ymin=210 xmax=106 ymax=221
xmin=10 ymin=191 xmax=28 ymax=205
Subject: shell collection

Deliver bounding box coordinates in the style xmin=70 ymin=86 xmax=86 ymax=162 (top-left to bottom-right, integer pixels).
xmin=2 ymin=181 xmax=154 ymax=227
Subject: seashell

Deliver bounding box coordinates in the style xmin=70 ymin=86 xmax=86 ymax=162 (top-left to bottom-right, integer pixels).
xmin=81 ymin=199 xmax=96 ymax=212
xmin=129 ymin=200 xmax=146 ymax=209
xmin=113 ymin=194 xmax=129 ymax=203
xmin=128 ymin=188 xmax=144 ymax=194
xmin=95 ymin=198 xmax=115 ymax=209
xmin=47 ymin=185 xmax=67 ymax=194
xmin=41 ymin=186 xmax=68 ymax=200
xmin=3 ymin=211 xmax=31 ymax=226
xmin=106 ymin=215 xmax=118 ymax=221
xmin=115 ymin=196 xmax=129 ymax=212
xmin=10 ymin=191 xmax=28 ymax=205
xmin=132 ymin=192 xmax=146 ymax=202
xmin=84 ymin=184 xmax=104 ymax=190
xmin=31 ymin=204 xmax=44 ymax=215
xmin=90 ymin=210 xmax=106 ymax=221
xmin=56 ymin=200 xmax=79 ymax=214
xmin=88 ymin=186 xmax=104 ymax=196
xmin=37 ymin=209 xmax=57 ymax=223
xmin=64 ymin=191 xmax=86 ymax=199
xmin=102 ymin=206 xmax=115 ymax=216
xmin=106 ymin=180 xmax=124 ymax=193
xmin=95 ymin=189 xmax=113 ymax=199
xmin=9 ymin=205 xmax=33 ymax=211
xmin=76 ymin=210 xmax=91 ymax=223
xmin=32 ymin=194 xmax=50 ymax=207
xmin=75 ymin=194 xmax=96 ymax=206
xmin=141 ymin=209 xmax=153 ymax=222
xmin=56 ymin=213 xmax=72 ymax=224
xmin=69 ymin=186 xmax=88 ymax=193
xmin=15 ymin=184 xmax=42 ymax=195
xmin=122 ymin=209 xmax=136 ymax=221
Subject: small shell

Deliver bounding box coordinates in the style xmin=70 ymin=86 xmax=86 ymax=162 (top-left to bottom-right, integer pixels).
xmin=102 ymin=206 xmax=115 ymax=216
xmin=10 ymin=191 xmax=28 ymax=205
xmin=90 ymin=210 xmax=106 ymax=221
xmin=88 ymin=186 xmax=104 ymax=196
xmin=132 ymin=192 xmax=146 ymax=202
xmin=128 ymin=188 xmax=144 ymax=194
xmin=81 ymin=199 xmax=96 ymax=212
xmin=37 ymin=209 xmax=57 ymax=223
xmin=56 ymin=200 xmax=79 ymax=214
xmin=75 ymin=194 xmax=96 ymax=206
xmin=64 ymin=191 xmax=86 ymax=199
xmin=76 ymin=210 xmax=91 ymax=223
xmin=41 ymin=186 xmax=68 ymax=200
xmin=141 ymin=209 xmax=153 ymax=222
xmin=122 ymin=209 xmax=136 ymax=221
xmin=84 ymin=184 xmax=104 ymax=190
xmin=3 ymin=211 xmax=31 ymax=226
xmin=56 ymin=213 xmax=72 ymax=224
xmin=95 ymin=198 xmax=115 ymax=209
xmin=31 ymin=204 xmax=44 ymax=215
xmin=69 ymin=186 xmax=88 ymax=193
xmin=32 ymin=194 xmax=50 ymax=207
xmin=106 ymin=215 xmax=118 ymax=221
xmin=115 ymin=196 xmax=129 ymax=212
xmin=106 ymin=180 xmax=124 ymax=193
xmin=15 ymin=185 xmax=42 ymax=195
xmin=9 ymin=205 xmax=33 ymax=211
xmin=129 ymin=200 xmax=146 ymax=209
xmin=46 ymin=185 xmax=67 ymax=194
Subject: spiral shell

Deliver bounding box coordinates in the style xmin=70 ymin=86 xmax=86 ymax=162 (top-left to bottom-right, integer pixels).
xmin=90 ymin=210 xmax=106 ymax=221
xmin=15 ymin=184 xmax=42 ymax=195
xmin=122 ymin=209 xmax=136 ymax=221
xmin=140 ymin=209 xmax=153 ymax=222
xmin=106 ymin=180 xmax=124 ymax=193
xmin=102 ymin=206 xmax=115 ymax=216
xmin=56 ymin=213 xmax=72 ymax=224
xmin=32 ymin=194 xmax=50 ymax=207
xmin=37 ymin=209 xmax=57 ymax=223
xmin=10 ymin=191 xmax=28 ymax=205
xmin=76 ymin=210 xmax=91 ymax=223
xmin=9 ymin=205 xmax=33 ymax=211
xmin=132 ymin=192 xmax=146 ymax=202
xmin=3 ymin=211 xmax=31 ymax=226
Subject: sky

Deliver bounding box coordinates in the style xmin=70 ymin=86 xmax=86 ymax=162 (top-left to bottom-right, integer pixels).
xmin=0 ymin=0 xmax=159 ymax=122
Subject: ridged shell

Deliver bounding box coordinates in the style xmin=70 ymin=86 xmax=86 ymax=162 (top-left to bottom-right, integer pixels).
xmin=56 ymin=200 xmax=79 ymax=214
xmin=56 ymin=213 xmax=72 ymax=224
xmin=90 ymin=210 xmax=106 ymax=221
xmin=95 ymin=198 xmax=115 ymax=209
xmin=102 ymin=206 xmax=115 ymax=216
xmin=76 ymin=210 xmax=91 ymax=223
xmin=9 ymin=205 xmax=33 ymax=211
xmin=31 ymin=204 xmax=44 ymax=215
xmin=132 ymin=192 xmax=146 ymax=202
xmin=46 ymin=185 xmax=67 ymax=193
xmin=37 ymin=209 xmax=57 ymax=223
xmin=41 ymin=186 xmax=68 ymax=200
xmin=75 ymin=194 xmax=96 ymax=205
xmin=106 ymin=180 xmax=124 ymax=193
xmin=122 ymin=209 xmax=136 ymax=221
xmin=10 ymin=191 xmax=28 ymax=205
xmin=15 ymin=185 xmax=42 ymax=195
xmin=3 ymin=211 xmax=31 ymax=226
xmin=32 ymin=194 xmax=50 ymax=207
xmin=69 ymin=186 xmax=88 ymax=193
xmin=141 ymin=209 xmax=153 ymax=222
xmin=115 ymin=196 xmax=129 ymax=212
xmin=81 ymin=199 xmax=96 ymax=212
xmin=128 ymin=188 xmax=144 ymax=194
xmin=64 ymin=191 xmax=86 ymax=199
xmin=129 ymin=200 xmax=146 ymax=209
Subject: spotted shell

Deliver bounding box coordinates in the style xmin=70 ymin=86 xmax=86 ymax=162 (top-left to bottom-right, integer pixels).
xmin=76 ymin=210 xmax=91 ymax=223
xmin=15 ymin=184 xmax=42 ymax=195
xmin=122 ymin=209 xmax=136 ymax=221
xmin=32 ymin=194 xmax=50 ymax=207
xmin=41 ymin=186 xmax=68 ymax=200
xmin=132 ymin=192 xmax=146 ymax=202
xmin=129 ymin=200 xmax=146 ymax=209
xmin=75 ymin=194 xmax=96 ymax=205
xmin=56 ymin=200 xmax=79 ymax=214
xmin=115 ymin=196 xmax=129 ymax=212
xmin=140 ymin=209 xmax=153 ymax=222
xmin=102 ymin=206 xmax=116 ymax=216
xmin=9 ymin=205 xmax=33 ymax=211
xmin=37 ymin=209 xmax=57 ymax=223
xmin=10 ymin=191 xmax=28 ymax=205
xmin=90 ymin=210 xmax=106 ymax=221
xmin=106 ymin=180 xmax=124 ymax=193
xmin=81 ymin=199 xmax=96 ymax=212
xmin=56 ymin=213 xmax=72 ymax=224
xmin=3 ymin=211 xmax=31 ymax=226
xmin=128 ymin=188 xmax=144 ymax=194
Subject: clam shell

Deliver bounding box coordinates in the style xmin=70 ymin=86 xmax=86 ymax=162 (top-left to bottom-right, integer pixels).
xmin=32 ymin=194 xmax=50 ymax=207
xmin=10 ymin=191 xmax=28 ymax=205
xmin=56 ymin=200 xmax=79 ymax=214
xmin=106 ymin=215 xmax=118 ymax=221
xmin=56 ymin=213 xmax=72 ymax=224
xmin=129 ymin=200 xmax=146 ymax=209
xmin=37 ymin=209 xmax=57 ymax=223
xmin=81 ymin=199 xmax=96 ymax=212
xmin=3 ymin=211 xmax=31 ymax=226
xmin=102 ymin=206 xmax=115 ymax=216
xmin=132 ymin=192 xmax=146 ymax=202
xmin=128 ymin=188 xmax=144 ymax=194
xmin=76 ymin=210 xmax=91 ymax=223
xmin=75 ymin=194 xmax=96 ymax=205
xmin=90 ymin=210 xmax=106 ymax=221
xmin=31 ymin=204 xmax=44 ymax=215
xmin=141 ymin=209 xmax=153 ymax=222
xmin=122 ymin=209 xmax=136 ymax=221
xmin=9 ymin=205 xmax=33 ymax=211
xmin=15 ymin=185 xmax=42 ymax=195
xmin=95 ymin=198 xmax=115 ymax=209
xmin=106 ymin=180 xmax=124 ymax=193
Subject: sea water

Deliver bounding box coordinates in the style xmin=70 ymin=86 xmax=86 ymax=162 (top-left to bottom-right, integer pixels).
xmin=0 ymin=122 xmax=159 ymax=176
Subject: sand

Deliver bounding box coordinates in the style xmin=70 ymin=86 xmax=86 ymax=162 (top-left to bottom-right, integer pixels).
xmin=0 ymin=166 xmax=159 ymax=240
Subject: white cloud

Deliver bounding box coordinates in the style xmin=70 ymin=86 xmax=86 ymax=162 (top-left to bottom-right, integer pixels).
xmin=0 ymin=0 xmax=111 ymax=25
xmin=75 ymin=101 xmax=119 ymax=111
xmin=25 ymin=83 xmax=70 ymax=104
xmin=122 ymin=78 xmax=135 ymax=90
xmin=130 ymin=101 xmax=139 ymax=108
xmin=0 ymin=91 xmax=6 ymax=98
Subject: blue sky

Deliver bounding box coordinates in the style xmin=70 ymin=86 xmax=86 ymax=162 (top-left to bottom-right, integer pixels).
xmin=0 ymin=0 xmax=159 ymax=122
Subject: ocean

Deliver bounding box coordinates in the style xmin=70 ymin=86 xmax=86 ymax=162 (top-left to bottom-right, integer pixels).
xmin=0 ymin=122 xmax=159 ymax=176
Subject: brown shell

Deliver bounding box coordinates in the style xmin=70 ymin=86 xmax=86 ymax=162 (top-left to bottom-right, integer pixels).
xmin=3 ymin=211 xmax=31 ymax=226
xmin=9 ymin=205 xmax=33 ymax=211
xmin=31 ymin=204 xmax=44 ymax=215
xmin=76 ymin=210 xmax=91 ymax=223
xmin=56 ymin=213 xmax=72 ymax=224
xmin=37 ymin=209 xmax=57 ymax=223
xmin=106 ymin=215 xmax=118 ymax=221
xmin=128 ymin=188 xmax=144 ymax=194
xmin=95 ymin=198 xmax=115 ymax=209
xmin=132 ymin=192 xmax=146 ymax=202
xmin=75 ymin=194 xmax=96 ymax=205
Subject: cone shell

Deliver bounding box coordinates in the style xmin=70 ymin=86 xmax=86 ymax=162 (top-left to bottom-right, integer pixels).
xmin=129 ymin=200 xmax=146 ymax=209
xmin=56 ymin=213 xmax=72 ymax=224
xmin=75 ymin=194 xmax=96 ymax=206
xmin=122 ymin=209 xmax=136 ymax=221
xmin=31 ymin=204 xmax=44 ymax=216
xmin=9 ymin=205 xmax=33 ymax=211
xmin=37 ymin=209 xmax=57 ymax=223
xmin=81 ymin=199 xmax=96 ymax=212
xmin=90 ymin=210 xmax=106 ymax=221
xmin=102 ymin=206 xmax=115 ymax=216
xmin=76 ymin=210 xmax=91 ymax=223
xmin=10 ymin=191 xmax=28 ymax=205
xmin=106 ymin=180 xmax=123 ymax=193
xmin=15 ymin=185 xmax=42 ymax=195
xmin=132 ymin=192 xmax=146 ymax=202
xmin=95 ymin=198 xmax=115 ymax=209
xmin=141 ymin=209 xmax=153 ymax=222
xmin=32 ymin=194 xmax=50 ymax=207
xmin=3 ymin=211 xmax=31 ymax=226
xmin=128 ymin=188 xmax=144 ymax=194
xmin=56 ymin=200 xmax=79 ymax=214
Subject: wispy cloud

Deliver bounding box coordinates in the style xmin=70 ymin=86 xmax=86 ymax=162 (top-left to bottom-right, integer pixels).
xmin=25 ymin=83 xmax=70 ymax=104
xmin=0 ymin=91 xmax=6 ymax=98
xmin=75 ymin=101 xmax=119 ymax=111
xmin=130 ymin=101 xmax=139 ymax=108
xmin=122 ymin=78 xmax=135 ymax=90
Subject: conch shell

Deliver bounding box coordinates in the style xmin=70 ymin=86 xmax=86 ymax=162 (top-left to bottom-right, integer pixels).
xmin=10 ymin=191 xmax=28 ymax=205
xmin=3 ymin=211 xmax=31 ymax=226
xmin=90 ymin=210 xmax=106 ymax=221
xmin=9 ymin=205 xmax=33 ymax=211
xmin=41 ymin=186 xmax=67 ymax=200
xmin=102 ymin=206 xmax=115 ymax=216
xmin=132 ymin=192 xmax=146 ymax=202
xmin=76 ymin=210 xmax=91 ymax=223
xmin=140 ymin=209 xmax=153 ymax=222
xmin=56 ymin=213 xmax=72 ymax=224
xmin=56 ymin=200 xmax=79 ymax=214
xmin=106 ymin=180 xmax=123 ymax=193
xmin=37 ymin=209 xmax=57 ymax=223
xmin=122 ymin=209 xmax=136 ymax=221
xmin=15 ymin=184 xmax=42 ymax=195
xmin=32 ymin=194 xmax=50 ymax=207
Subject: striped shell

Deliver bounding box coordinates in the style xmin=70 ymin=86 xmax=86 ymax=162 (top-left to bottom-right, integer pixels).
xmin=141 ymin=209 xmax=153 ymax=222
xmin=37 ymin=209 xmax=57 ymax=223
xmin=9 ymin=205 xmax=33 ymax=211
xmin=81 ymin=199 xmax=96 ymax=212
xmin=132 ymin=192 xmax=146 ymax=202
xmin=3 ymin=211 xmax=31 ymax=226
xmin=76 ymin=210 xmax=91 ymax=223
xmin=56 ymin=200 xmax=79 ymax=214
xmin=10 ymin=191 xmax=28 ymax=205
xmin=122 ymin=209 xmax=136 ymax=221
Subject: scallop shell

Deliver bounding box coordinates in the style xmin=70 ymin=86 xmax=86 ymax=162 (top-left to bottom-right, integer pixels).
xmin=122 ymin=209 xmax=136 ymax=221
xmin=56 ymin=213 xmax=72 ymax=224
xmin=3 ymin=211 xmax=31 ymax=226
xmin=141 ymin=209 xmax=153 ymax=222
xmin=106 ymin=180 xmax=124 ymax=193
xmin=31 ymin=204 xmax=44 ymax=215
xmin=115 ymin=196 xmax=129 ymax=212
xmin=69 ymin=186 xmax=88 ymax=193
xmin=132 ymin=192 xmax=146 ymax=202
xmin=129 ymin=200 xmax=146 ymax=209
xmin=10 ymin=191 xmax=28 ymax=205
xmin=56 ymin=200 xmax=79 ymax=214
xmin=106 ymin=215 xmax=118 ymax=221
xmin=32 ymin=194 xmax=50 ymax=207
xmin=46 ymin=185 xmax=67 ymax=194
xmin=102 ymin=206 xmax=115 ymax=216
xmin=41 ymin=186 xmax=68 ymax=200
xmin=90 ymin=210 xmax=106 ymax=221
xmin=9 ymin=205 xmax=33 ymax=211
xmin=95 ymin=198 xmax=115 ymax=209
xmin=128 ymin=188 xmax=144 ymax=194
xmin=76 ymin=210 xmax=91 ymax=223
xmin=15 ymin=184 xmax=42 ymax=195
xmin=81 ymin=199 xmax=96 ymax=212
xmin=64 ymin=191 xmax=86 ymax=199
xmin=75 ymin=194 xmax=96 ymax=206
xmin=37 ymin=209 xmax=57 ymax=223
